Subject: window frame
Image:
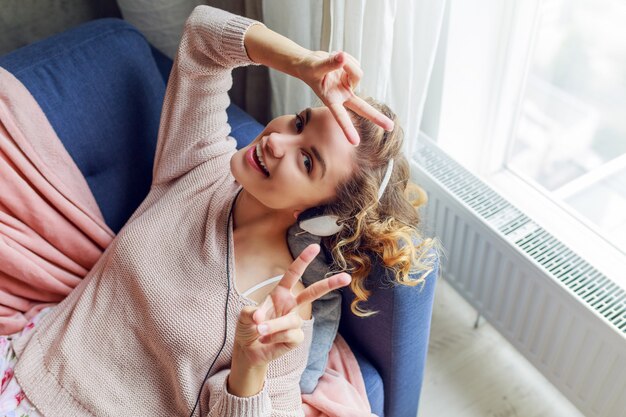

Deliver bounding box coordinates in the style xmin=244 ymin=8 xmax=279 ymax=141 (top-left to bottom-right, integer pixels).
xmin=424 ymin=0 xmax=626 ymax=285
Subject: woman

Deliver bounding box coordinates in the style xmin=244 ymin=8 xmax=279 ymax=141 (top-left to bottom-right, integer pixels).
xmin=1 ymin=5 xmax=435 ymax=417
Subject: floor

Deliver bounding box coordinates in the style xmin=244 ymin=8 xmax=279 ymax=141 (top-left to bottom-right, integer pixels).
xmin=417 ymin=276 xmax=587 ymax=417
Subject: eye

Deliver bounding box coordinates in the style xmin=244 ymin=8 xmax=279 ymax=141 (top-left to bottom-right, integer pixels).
xmin=302 ymin=152 xmax=313 ymax=174
xmin=294 ymin=113 xmax=304 ymax=133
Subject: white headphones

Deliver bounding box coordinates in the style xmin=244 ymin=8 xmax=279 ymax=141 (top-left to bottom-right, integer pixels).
xmin=298 ymin=159 xmax=394 ymax=236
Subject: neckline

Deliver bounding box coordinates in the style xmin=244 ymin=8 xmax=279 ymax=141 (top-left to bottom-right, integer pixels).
xmin=226 ymin=186 xmax=315 ymax=325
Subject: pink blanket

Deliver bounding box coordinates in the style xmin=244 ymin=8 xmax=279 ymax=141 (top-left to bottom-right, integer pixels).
xmin=0 ymin=66 xmax=374 ymax=416
xmin=0 ymin=67 xmax=114 ymax=334
xmin=303 ymin=334 xmax=375 ymax=416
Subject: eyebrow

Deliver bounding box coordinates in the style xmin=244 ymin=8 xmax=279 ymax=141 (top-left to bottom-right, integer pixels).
xmin=305 ymin=107 xmax=327 ymax=179
xmin=311 ymin=146 xmax=326 ymax=179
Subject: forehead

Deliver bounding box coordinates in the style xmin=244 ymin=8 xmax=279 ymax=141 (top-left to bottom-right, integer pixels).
xmin=308 ymin=106 xmax=356 ymax=180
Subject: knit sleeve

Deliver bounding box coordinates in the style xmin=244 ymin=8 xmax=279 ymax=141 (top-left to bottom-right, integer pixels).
xmin=205 ymin=319 xmax=314 ymax=417
xmin=152 ymin=5 xmax=264 ymax=185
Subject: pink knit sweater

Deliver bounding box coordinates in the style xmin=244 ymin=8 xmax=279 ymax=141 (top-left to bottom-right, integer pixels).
xmin=14 ymin=6 xmax=313 ymax=416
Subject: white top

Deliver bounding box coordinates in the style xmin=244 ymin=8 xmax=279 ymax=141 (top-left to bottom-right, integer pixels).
xmin=241 ymin=274 xmax=284 ymax=297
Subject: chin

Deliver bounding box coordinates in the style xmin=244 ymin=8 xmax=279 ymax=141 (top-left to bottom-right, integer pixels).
xmin=229 ymin=150 xmax=247 ymax=185
xmin=229 ymin=151 xmax=260 ymax=193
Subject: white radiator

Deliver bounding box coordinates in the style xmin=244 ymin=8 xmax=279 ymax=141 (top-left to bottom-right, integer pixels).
xmin=410 ymin=138 xmax=626 ymax=417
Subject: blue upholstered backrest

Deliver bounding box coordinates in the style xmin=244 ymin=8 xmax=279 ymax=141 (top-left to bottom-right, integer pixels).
xmin=340 ymin=255 xmax=439 ymax=417
xmin=0 ymin=19 xmax=164 ymax=233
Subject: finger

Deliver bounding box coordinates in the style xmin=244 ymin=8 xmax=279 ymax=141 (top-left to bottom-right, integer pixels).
xmin=277 ymin=243 xmax=321 ymax=290
xmin=257 ymin=311 xmax=302 ymax=336
xmin=345 ymin=95 xmax=395 ymax=132
xmin=253 ymin=296 xmax=273 ymax=324
xmin=295 ymin=273 xmax=352 ymax=306
xmin=238 ymin=305 xmax=257 ymax=323
xmin=342 ymin=53 xmax=364 ymax=90
xmin=327 ymin=102 xmax=360 ymax=145
xmin=341 ymin=72 xmax=355 ymax=92
xmin=313 ymin=51 xmax=345 ymax=74
xmin=341 ymin=52 xmax=360 ymax=69
xmin=259 ymin=328 xmax=305 ymax=346
xmin=340 ymin=59 xmax=363 ymax=90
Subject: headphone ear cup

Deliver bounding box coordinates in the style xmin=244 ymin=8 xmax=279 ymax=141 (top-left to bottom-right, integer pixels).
xmin=297 ymin=206 xmax=344 ymax=237
xmin=299 ymin=215 xmax=343 ymax=237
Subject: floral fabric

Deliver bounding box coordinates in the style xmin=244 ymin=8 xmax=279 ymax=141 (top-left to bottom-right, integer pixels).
xmin=0 ymin=308 xmax=51 ymax=416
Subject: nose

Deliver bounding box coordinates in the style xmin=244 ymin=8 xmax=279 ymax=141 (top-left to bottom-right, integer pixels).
xmin=265 ymin=132 xmax=287 ymax=159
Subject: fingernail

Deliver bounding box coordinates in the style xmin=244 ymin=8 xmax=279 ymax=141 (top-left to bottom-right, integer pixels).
xmin=258 ymin=324 xmax=269 ymax=335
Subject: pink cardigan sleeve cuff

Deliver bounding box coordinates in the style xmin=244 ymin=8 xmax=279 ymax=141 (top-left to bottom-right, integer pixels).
xmin=208 ymin=374 xmax=271 ymax=417
xmin=221 ymin=14 xmax=265 ymax=67
xmin=186 ymin=5 xmax=265 ymax=69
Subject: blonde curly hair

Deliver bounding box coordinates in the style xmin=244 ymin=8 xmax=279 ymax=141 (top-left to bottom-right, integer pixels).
xmin=320 ymin=95 xmax=440 ymax=317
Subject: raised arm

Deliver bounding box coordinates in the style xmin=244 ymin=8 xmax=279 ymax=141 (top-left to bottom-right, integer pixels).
xmin=152 ymin=6 xmax=264 ymax=185
xmin=152 ymin=4 xmax=393 ymax=187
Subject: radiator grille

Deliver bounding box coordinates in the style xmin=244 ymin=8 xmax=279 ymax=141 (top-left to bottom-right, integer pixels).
xmin=411 ymin=138 xmax=626 ymax=417
xmin=416 ymin=143 xmax=626 ymax=332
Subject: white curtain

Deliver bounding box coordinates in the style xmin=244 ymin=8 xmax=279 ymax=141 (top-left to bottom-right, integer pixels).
xmin=263 ymin=0 xmax=447 ymax=157
xmin=261 ymin=0 xmax=325 ymax=120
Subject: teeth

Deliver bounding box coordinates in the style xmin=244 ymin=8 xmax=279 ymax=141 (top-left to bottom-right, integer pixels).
xmin=255 ymin=143 xmax=269 ymax=174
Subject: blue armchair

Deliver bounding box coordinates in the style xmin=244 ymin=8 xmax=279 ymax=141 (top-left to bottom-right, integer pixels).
xmin=0 ymin=17 xmax=438 ymax=417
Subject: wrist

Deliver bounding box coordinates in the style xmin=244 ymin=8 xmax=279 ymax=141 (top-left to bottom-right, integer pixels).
xmin=228 ymin=355 xmax=268 ymax=397
xmin=292 ymin=53 xmax=311 ymax=82
xmin=243 ymin=23 xmax=310 ymax=78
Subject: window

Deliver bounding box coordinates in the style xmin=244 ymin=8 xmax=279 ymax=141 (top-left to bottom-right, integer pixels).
xmin=509 ymin=0 xmax=626 ymax=253
xmin=427 ymin=0 xmax=626 ymax=284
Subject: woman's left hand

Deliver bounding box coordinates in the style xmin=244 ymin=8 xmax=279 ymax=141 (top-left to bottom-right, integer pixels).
xmin=243 ymin=24 xmax=392 ymax=145
xmin=232 ymin=244 xmax=351 ymax=369
xmin=296 ymin=50 xmax=395 ymax=145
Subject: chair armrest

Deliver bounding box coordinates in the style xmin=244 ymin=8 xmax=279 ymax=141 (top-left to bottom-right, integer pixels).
xmin=339 ymin=254 xmax=439 ymax=417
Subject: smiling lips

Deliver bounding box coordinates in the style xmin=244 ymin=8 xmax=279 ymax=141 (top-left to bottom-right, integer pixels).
xmin=245 ymin=144 xmax=269 ymax=177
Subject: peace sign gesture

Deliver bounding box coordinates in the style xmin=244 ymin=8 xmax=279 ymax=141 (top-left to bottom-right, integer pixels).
xmin=232 ymin=244 xmax=351 ymax=369
xmin=244 ymin=23 xmax=393 ymax=145
xmin=296 ymin=50 xmax=395 ymax=145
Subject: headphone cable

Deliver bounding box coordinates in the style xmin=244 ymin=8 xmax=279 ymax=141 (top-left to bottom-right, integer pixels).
xmin=189 ymin=188 xmax=241 ymax=417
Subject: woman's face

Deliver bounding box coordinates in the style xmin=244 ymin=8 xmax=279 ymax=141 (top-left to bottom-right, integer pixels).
xmin=231 ymin=106 xmax=356 ymax=214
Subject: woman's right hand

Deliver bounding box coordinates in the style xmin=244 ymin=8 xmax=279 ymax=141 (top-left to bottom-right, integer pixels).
xmin=295 ymin=50 xmax=395 ymax=145
xmin=233 ymin=244 xmax=350 ymax=367
xmin=227 ymin=244 xmax=351 ymax=397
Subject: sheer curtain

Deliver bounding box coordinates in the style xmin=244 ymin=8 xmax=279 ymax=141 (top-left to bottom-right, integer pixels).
xmin=261 ymin=0 xmax=325 ymax=120
xmin=263 ymin=0 xmax=447 ymax=157
xmin=116 ymin=0 xmax=447 ymax=144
